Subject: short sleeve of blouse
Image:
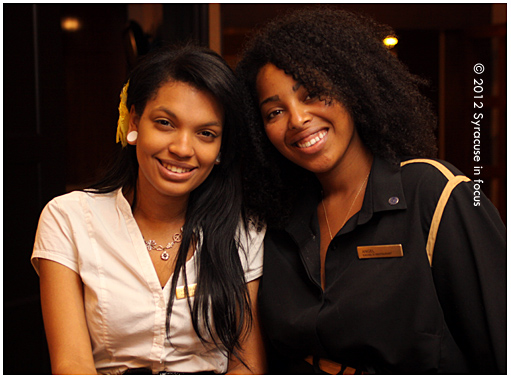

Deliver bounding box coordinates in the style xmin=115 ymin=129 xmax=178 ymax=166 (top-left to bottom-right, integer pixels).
xmin=237 ymin=220 xmax=266 ymax=283
xmin=31 ymin=194 xmax=81 ymax=276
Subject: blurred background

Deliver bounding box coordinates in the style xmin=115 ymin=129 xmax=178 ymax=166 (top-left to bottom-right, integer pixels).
xmin=3 ymin=3 xmax=506 ymax=374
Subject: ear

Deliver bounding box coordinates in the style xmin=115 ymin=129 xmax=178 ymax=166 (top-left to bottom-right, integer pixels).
xmin=127 ymin=105 xmax=139 ymax=145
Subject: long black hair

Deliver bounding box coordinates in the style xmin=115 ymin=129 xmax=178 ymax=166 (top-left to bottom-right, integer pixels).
xmin=89 ymin=44 xmax=253 ymax=359
xmin=236 ymin=6 xmax=438 ymax=227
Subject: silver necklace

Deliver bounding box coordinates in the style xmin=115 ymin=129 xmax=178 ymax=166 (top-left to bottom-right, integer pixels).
xmin=144 ymin=227 xmax=183 ymax=261
xmin=321 ymin=172 xmax=369 ymax=241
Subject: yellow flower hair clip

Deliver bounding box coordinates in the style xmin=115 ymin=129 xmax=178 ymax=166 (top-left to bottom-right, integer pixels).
xmin=116 ymin=80 xmax=130 ymax=147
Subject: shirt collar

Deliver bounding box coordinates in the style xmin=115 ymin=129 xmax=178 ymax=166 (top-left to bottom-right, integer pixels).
xmin=358 ymin=155 xmax=407 ymax=225
xmin=284 ymin=156 xmax=407 ymax=236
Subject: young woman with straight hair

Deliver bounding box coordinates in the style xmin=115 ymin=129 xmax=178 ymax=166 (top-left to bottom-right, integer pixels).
xmin=32 ymin=44 xmax=266 ymax=375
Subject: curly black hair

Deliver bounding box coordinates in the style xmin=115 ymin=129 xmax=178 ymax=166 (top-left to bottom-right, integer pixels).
xmin=236 ymin=6 xmax=438 ymax=227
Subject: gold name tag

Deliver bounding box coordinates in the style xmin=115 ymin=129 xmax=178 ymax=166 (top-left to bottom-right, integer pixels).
xmin=176 ymin=283 xmax=197 ymax=299
xmin=357 ymin=244 xmax=403 ymax=259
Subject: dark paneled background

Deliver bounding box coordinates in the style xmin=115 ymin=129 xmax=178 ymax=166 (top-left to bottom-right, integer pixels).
xmin=3 ymin=3 xmax=505 ymax=374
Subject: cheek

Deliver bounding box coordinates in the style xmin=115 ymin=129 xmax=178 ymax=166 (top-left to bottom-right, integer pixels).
xmin=198 ymin=143 xmax=222 ymax=165
xmin=137 ymin=130 xmax=162 ymax=152
xmin=264 ymin=126 xmax=285 ymax=149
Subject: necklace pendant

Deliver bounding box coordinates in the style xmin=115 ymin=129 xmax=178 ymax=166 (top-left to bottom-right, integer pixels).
xmin=143 ymin=226 xmax=183 ymax=261
xmin=160 ymin=251 xmax=170 ymax=261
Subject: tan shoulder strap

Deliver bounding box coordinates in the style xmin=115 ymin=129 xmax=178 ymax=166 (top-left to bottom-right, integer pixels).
xmin=400 ymin=159 xmax=471 ymax=266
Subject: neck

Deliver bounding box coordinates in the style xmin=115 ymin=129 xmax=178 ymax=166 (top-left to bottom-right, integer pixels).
xmin=134 ymin=193 xmax=187 ymax=224
xmin=317 ymin=139 xmax=373 ymax=199
xmin=131 ymin=179 xmax=188 ymax=226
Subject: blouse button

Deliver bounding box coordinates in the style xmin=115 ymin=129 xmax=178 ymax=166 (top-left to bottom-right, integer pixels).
xmin=158 ymin=299 xmax=165 ymax=308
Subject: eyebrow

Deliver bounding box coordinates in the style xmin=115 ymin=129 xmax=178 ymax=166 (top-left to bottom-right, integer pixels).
xmin=155 ymin=106 xmax=177 ymax=119
xmin=259 ymin=95 xmax=279 ymax=108
xmin=259 ymin=82 xmax=303 ymax=108
xmin=154 ymin=106 xmax=222 ymax=127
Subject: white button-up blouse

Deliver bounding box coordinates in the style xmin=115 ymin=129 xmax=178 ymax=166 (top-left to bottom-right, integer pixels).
xmin=31 ymin=189 xmax=264 ymax=374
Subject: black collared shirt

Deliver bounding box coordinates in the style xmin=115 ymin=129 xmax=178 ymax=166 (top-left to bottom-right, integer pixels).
xmin=259 ymin=157 xmax=506 ymax=374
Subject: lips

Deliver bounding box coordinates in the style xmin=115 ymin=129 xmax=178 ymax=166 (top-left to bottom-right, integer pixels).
xmin=158 ymin=159 xmax=196 ymax=174
xmin=294 ymin=129 xmax=327 ymax=149
xmin=161 ymin=162 xmax=192 ymax=173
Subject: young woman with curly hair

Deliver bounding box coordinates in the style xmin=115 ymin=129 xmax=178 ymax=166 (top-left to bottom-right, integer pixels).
xmin=237 ymin=7 xmax=505 ymax=374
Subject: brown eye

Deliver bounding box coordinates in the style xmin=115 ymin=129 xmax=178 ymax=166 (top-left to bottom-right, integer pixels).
xmin=200 ymin=131 xmax=215 ymax=138
xmin=267 ymin=110 xmax=283 ymax=120
xmin=198 ymin=130 xmax=219 ymax=142
xmin=156 ymin=119 xmax=171 ymax=127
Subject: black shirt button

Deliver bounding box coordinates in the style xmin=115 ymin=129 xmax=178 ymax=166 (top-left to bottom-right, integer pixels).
xmin=388 ymin=196 xmax=399 ymax=205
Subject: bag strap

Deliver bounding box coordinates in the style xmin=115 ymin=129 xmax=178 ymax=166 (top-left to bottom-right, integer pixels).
xmin=400 ymin=159 xmax=471 ymax=267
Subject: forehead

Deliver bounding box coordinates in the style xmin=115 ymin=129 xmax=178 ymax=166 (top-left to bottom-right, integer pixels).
xmin=147 ymin=81 xmax=224 ymax=119
xmin=256 ymin=64 xmax=300 ymax=96
xmin=151 ymin=81 xmax=209 ymax=101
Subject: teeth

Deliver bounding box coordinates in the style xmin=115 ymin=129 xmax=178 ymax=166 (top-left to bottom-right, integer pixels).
xmin=296 ymin=131 xmax=327 ymax=148
xmin=162 ymin=163 xmax=192 ymax=173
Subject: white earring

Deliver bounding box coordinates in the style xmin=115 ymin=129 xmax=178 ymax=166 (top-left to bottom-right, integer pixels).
xmin=127 ymin=131 xmax=138 ymax=144
xmin=215 ymin=153 xmax=221 ymax=164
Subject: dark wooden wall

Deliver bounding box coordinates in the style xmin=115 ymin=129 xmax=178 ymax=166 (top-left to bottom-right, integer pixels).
xmin=4 ymin=5 xmax=66 ymax=374
xmin=3 ymin=4 xmax=207 ymax=373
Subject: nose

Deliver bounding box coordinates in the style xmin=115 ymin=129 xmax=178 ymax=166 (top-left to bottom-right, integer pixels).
xmin=168 ymin=130 xmax=194 ymax=158
xmin=288 ymin=102 xmax=312 ymax=130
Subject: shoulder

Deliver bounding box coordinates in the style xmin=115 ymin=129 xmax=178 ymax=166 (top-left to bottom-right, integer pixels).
xmin=47 ymin=190 xmax=86 ymax=206
xmin=396 ymin=158 xmax=474 ymax=220
xmin=237 ymin=217 xmax=267 ymax=251
xmin=400 ymin=158 xmax=467 ymax=181
xmin=399 ymin=158 xmax=471 ymax=194
xmin=42 ymin=191 xmax=87 ymax=218
xmin=236 ymin=218 xmax=266 ymax=281
xmin=41 ymin=190 xmax=120 ymax=224
xmin=47 ymin=189 xmax=116 ymax=205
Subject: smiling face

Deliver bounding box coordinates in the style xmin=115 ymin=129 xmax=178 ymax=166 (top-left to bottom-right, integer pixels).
xmin=256 ymin=63 xmax=366 ymax=177
xmin=128 ymin=80 xmax=223 ymax=202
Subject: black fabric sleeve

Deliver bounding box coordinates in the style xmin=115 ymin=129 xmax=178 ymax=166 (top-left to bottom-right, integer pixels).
xmin=431 ymin=179 xmax=506 ymax=373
